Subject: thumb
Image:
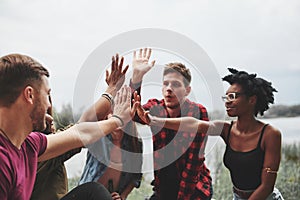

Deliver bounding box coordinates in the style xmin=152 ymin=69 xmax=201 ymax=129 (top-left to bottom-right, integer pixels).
xmin=131 ymin=101 xmax=140 ymax=117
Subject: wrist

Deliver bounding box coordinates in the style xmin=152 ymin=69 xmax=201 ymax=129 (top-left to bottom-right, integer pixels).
xmin=105 ymin=87 xmax=117 ymax=97
xmin=102 ymin=92 xmax=114 ymax=106
xmin=132 ymin=70 xmax=145 ymax=84
xmin=111 ymin=114 xmax=124 ymax=127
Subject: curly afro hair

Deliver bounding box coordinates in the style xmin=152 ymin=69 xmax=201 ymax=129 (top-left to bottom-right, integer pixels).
xmin=222 ymin=68 xmax=277 ymax=116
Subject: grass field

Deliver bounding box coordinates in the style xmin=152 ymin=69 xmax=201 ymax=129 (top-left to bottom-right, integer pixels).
xmin=68 ymin=142 xmax=300 ymax=199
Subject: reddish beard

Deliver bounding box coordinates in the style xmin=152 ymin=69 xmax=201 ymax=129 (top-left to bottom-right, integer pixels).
xmin=30 ymin=97 xmax=46 ymax=131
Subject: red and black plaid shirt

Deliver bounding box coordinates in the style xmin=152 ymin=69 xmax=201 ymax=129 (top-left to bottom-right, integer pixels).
xmin=131 ymin=81 xmax=212 ymax=199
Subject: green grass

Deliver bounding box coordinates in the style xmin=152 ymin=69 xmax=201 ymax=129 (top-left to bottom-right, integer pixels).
xmin=68 ymin=143 xmax=300 ymax=199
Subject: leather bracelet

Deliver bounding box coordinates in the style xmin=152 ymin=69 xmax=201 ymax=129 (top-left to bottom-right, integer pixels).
xmin=111 ymin=114 xmax=124 ymax=127
xmin=102 ymin=92 xmax=114 ymax=106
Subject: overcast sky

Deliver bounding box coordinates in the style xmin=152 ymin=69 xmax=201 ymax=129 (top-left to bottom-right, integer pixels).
xmin=1 ymin=0 xmax=299 ymax=112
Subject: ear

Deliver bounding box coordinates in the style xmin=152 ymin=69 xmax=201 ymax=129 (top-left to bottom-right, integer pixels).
xmin=23 ymin=86 xmax=35 ymax=104
xmin=185 ymin=85 xmax=191 ymax=96
xmin=249 ymin=95 xmax=257 ymax=105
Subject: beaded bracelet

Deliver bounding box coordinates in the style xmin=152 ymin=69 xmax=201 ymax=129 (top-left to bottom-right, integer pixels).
xmin=111 ymin=114 xmax=124 ymax=127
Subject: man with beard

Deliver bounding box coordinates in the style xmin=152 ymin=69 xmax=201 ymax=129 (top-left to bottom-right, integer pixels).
xmin=130 ymin=48 xmax=212 ymax=200
xmin=0 ymin=53 xmax=131 ymax=200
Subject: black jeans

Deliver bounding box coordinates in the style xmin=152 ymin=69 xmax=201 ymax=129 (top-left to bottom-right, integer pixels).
xmin=61 ymin=182 xmax=112 ymax=200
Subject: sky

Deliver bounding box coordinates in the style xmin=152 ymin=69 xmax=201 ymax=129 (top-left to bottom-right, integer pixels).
xmin=1 ymin=0 xmax=299 ymax=113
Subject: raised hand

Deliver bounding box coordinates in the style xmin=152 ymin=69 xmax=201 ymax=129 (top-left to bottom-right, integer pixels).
xmin=106 ymin=54 xmax=129 ymax=95
xmin=132 ymin=48 xmax=155 ymax=83
xmin=112 ymin=86 xmax=132 ymax=126
xmin=132 ymin=91 xmax=151 ymax=124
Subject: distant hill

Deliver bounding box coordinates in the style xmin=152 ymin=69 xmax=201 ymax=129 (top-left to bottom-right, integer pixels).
xmin=208 ymin=104 xmax=300 ymax=120
xmin=262 ymin=104 xmax=300 ymax=118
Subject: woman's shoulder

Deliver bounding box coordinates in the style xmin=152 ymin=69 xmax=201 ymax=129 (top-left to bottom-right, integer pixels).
xmin=260 ymin=122 xmax=282 ymax=146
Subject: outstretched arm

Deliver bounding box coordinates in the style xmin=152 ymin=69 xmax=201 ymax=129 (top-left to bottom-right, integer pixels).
xmin=39 ymin=86 xmax=132 ymax=161
xmin=150 ymin=115 xmax=210 ymax=133
xmin=151 ymin=116 xmax=226 ymax=136
xmin=132 ymin=93 xmax=225 ymax=135
xmin=79 ymin=54 xmax=129 ymax=122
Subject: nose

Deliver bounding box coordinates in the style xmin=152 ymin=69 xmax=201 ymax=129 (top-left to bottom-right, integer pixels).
xmin=165 ymin=83 xmax=173 ymax=91
xmin=225 ymin=100 xmax=232 ymax=106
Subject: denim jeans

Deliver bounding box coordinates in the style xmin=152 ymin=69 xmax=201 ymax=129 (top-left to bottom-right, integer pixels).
xmin=233 ymin=188 xmax=284 ymax=200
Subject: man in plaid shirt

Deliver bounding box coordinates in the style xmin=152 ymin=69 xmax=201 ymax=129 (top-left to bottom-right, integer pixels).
xmin=130 ymin=48 xmax=212 ymax=200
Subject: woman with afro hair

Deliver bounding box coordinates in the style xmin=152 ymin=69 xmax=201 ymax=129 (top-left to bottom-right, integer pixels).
xmin=134 ymin=68 xmax=284 ymax=200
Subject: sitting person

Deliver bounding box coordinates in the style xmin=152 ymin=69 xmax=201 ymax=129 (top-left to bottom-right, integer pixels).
xmin=0 ymin=53 xmax=130 ymax=200
xmin=31 ymin=97 xmax=81 ymax=200
xmin=134 ymin=68 xmax=284 ymax=200
xmin=31 ymin=54 xmax=127 ymax=200
xmin=79 ymin=112 xmax=143 ymax=200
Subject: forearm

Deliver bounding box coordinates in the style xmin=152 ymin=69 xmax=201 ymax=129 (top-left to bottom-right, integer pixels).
xmin=131 ymin=69 xmax=145 ymax=84
xmin=39 ymin=118 xmax=121 ymax=161
xmin=150 ymin=116 xmax=208 ymax=133
xmin=78 ymin=87 xmax=116 ymax=122
xmin=75 ymin=117 xmax=122 ymax=146
xmin=249 ymin=184 xmax=274 ymax=200
xmin=38 ymin=147 xmax=81 ymax=171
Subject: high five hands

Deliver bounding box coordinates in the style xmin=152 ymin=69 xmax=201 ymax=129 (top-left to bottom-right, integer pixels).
xmin=106 ymin=54 xmax=129 ymax=95
xmin=132 ymin=48 xmax=156 ymax=84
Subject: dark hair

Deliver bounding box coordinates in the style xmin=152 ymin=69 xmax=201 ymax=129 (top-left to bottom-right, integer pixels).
xmin=222 ymin=68 xmax=277 ymax=116
xmin=0 ymin=54 xmax=49 ymax=107
xmin=163 ymin=62 xmax=191 ymax=86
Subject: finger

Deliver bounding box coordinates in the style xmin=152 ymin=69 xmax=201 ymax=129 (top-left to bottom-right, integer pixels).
xmin=111 ymin=56 xmax=115 ymax=72
xmin=111 ymin=192 xmax=118 ymax=197
xmin=143 ymin=47 xmax=147 ymax=58
xmin=134 ymin=91 xmax=141 ymax=101
xmin=133 ymin=91 xmax=140 ymax=102
xmin=45 ymin=113 xmax=53 ymax=123
xmin=133 ymin=91 xmax=137 ymax=101
xmin=147 ymin=48 xmax=152 ymax=60
xmin=115 ymin=53 xmax=119 ymax=67
xmin=105 ymin=70 xmax=109 ymax=82
xmin=133 ymin=50 xmax=136 ymax=60
xmin=131 ymin=101 xmax=139 ymax=116
xmin=125 ymin=86 xmax=131 ymax=105
xmin=119 ymin=86 xmax=126 ymax=103
xmin=122 ymin=65 xmax=129 ymax=75
xmin=111 ymin=193 xmax=119 ymax=200
xmin=139 ymin=48 xmax=142 ymax=58
xmin=119 ymin=56 xmax=124 ymax=70
xmin=151 ymin=60 xmax=156 ymax=67
xmin=145 ymin=111 xmax=151 ymax=123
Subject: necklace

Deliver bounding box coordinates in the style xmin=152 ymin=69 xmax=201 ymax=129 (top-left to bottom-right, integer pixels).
xmin=0 ymin=128 xmax=12 ymax=143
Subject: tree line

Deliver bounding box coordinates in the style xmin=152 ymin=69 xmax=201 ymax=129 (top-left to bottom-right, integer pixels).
xmin=52 ymin=103 xmax=300 ymax=129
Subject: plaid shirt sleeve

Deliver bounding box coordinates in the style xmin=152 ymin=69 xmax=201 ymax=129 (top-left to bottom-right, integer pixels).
xmin=177 ymin=104 xmax=211 ymax=200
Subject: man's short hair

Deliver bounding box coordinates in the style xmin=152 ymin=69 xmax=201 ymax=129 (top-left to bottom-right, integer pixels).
xmin=0 ymin=54 xmax=49 ymax=107
xmin=163 ymin=62 xmax=191 ymax=87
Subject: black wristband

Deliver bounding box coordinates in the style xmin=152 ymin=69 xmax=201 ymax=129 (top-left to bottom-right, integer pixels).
xmin=102 ymin=92 xmax=114 ymax=106
xmin=111 ymin=114 xmax=124 ymax=126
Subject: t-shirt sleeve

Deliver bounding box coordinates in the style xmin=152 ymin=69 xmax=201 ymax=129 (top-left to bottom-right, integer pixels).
xmin=0 ymin=148 xmax=12 ymax=200
xmin=27 ymin=132 xmax=48 ymax=156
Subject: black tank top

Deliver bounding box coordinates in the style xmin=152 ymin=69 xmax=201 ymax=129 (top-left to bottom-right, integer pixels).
xmin=223 ymin=122 xmax=268 ymax=190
